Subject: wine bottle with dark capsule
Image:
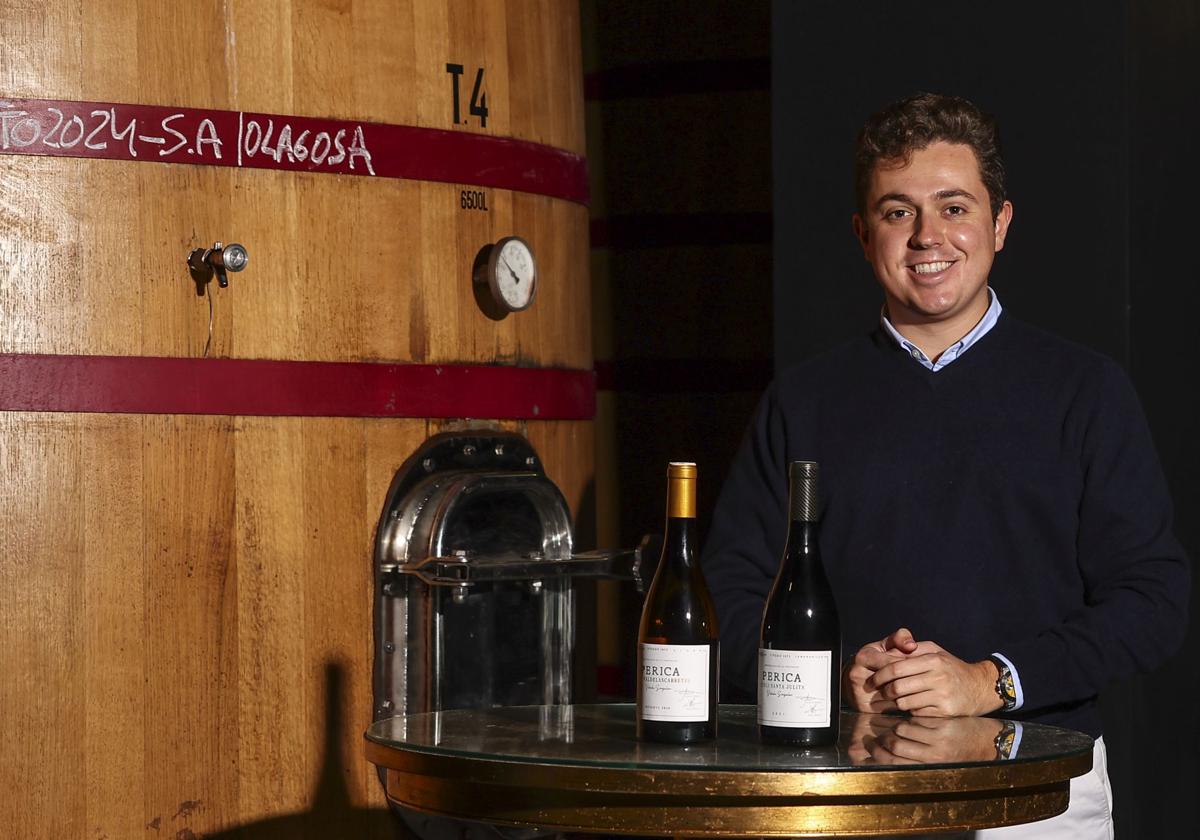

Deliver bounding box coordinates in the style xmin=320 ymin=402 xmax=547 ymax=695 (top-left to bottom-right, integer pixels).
xmin=637 ymin=462 xmax=720 ymax=743
xmin=758 ymin=460 xmax=841 ymax=746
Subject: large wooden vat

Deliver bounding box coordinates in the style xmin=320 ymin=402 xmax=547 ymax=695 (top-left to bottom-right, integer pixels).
xmin=0 ymin=2 xmax=591 ymax=837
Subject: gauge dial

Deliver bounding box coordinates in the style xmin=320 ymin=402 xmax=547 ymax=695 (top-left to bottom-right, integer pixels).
xmin=486 ymin=236 xmax=538 ymax=313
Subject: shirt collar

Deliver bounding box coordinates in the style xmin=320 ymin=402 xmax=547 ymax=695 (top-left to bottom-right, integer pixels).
xmin=880 ymin=288 xmax=1003 ymax=372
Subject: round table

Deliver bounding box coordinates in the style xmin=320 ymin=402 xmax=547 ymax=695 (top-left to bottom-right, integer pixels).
xmin=364 ymin=704 xmax=1094 ymax=837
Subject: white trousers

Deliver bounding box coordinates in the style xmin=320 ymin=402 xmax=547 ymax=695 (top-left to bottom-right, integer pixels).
xmin=882 ymin=736 xmax=1114 ymax=839
xmin=975 ymin=736 xmax=1113 ymax=839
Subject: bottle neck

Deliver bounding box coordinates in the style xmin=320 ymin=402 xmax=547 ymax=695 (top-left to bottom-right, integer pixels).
xmin=663 ymin=516 xmax=697 ymax=566
xmin=782 ymin=520 xmax=820 ymax=561
xmin=787 ymin=519 xmax=818 ymax=550
xmin=664 ymin=464 xmax=697 ymax=566
xmin=776 ymin=520 xmax=823 ymax=591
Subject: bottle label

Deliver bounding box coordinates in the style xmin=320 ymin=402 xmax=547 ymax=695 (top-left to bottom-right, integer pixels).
xmin=757 ymin=648 xmax=832 ymax=728
xmin=640 ymin=643 xmax=710 ymax=722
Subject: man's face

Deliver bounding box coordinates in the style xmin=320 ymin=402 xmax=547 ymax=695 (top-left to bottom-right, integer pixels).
xmin=852 ymin=141 xmax=1013 ymax=330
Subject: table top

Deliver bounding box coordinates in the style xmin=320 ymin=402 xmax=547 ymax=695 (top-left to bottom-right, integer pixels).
xmin=366 ymin=702 xmax=1089 ymax=772
xmin=364 ymin=704 xmax=1094 ymax=837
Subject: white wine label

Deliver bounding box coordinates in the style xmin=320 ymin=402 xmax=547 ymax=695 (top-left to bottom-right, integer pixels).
xmin=757 ymin=648 xmax=832 ymax=728
xmin=640 ymin=643 xmax=710 ymax=722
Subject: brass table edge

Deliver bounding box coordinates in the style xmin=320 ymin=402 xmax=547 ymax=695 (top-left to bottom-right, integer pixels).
xmin=363 ymin=736 xmax=1093 ymax=798
xmin=374 ymin=765 xmax=1074 ymax=837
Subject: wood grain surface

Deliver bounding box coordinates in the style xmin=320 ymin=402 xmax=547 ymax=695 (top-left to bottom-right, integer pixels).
xmin=0 ymin=2 xmax=591 ymax=836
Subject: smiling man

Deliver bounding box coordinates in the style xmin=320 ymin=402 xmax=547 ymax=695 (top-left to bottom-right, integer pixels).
xmin=853 ymin=140 xmax=1011 ymax=365
xmin=701 ymin=93 xmax=1189 ymax=838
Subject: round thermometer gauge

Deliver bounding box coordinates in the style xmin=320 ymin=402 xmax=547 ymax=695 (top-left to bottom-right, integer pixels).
xmin=484 ymin=236 xmax=538 ymax=313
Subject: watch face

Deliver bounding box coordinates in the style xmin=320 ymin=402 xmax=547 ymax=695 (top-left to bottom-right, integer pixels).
xmin=991 ymin=657 xmax=1017 ymax=710
xmin=491 ymin=237 xmax=537 ymax=311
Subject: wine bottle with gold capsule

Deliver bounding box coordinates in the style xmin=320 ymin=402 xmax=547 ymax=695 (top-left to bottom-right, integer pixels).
xmin=636 ymin=462 xmax=720 ymax=743
xmin=758 ymin=461 xmax=841 ymax=746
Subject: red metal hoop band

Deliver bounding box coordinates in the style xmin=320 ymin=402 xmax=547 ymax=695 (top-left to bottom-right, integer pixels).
xmin=0 ymin=97 xmax=589 ymax=204
xmin=0 ymin=354 xmax=596 ymax=420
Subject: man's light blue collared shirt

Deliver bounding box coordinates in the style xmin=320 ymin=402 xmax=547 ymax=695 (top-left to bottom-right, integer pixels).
xmin=881 ymin=287 xmax=1002 ymax=372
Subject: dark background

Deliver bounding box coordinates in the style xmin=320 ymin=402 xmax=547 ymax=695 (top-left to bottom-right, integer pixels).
xmin=587 ymin=0 xmax=1199 ymax=835
xmin=582 ymin=0 xmax=773 ymax=698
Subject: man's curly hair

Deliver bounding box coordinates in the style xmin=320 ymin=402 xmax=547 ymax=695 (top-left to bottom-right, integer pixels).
xmin=854 ymin=93 xmax=1007 ymax=219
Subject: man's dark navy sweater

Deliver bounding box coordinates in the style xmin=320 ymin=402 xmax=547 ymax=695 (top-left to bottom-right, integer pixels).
xmin=701 ymin=314 xmax=1189 ymax=737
